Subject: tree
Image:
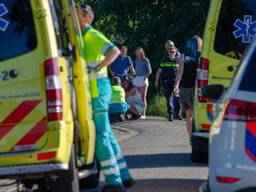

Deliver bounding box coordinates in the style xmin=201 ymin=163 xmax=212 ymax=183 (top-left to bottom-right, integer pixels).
xmin=77 ymin=0 xmax=210 ymax=98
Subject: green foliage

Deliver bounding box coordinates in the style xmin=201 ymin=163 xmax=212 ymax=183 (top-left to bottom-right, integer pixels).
xmin=85 ymin=0 xmax=209 ymax=58
xmin=77 ymin=0 xmax=209 ymax=70
xmin=147 ymin=93 xmax=168 ymax=117
xmin=85 ymin=0 xmax=209 ymax=93
xmin=77 ymin=0 xmax=210 ymax=116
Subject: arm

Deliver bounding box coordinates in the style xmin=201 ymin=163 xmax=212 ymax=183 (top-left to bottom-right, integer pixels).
xmin=144 ymin=58 xmax=152 ymax=78
xmin=129 ymin=65 xmax=136 ymax=75
xmin=108 ymin=65 xmax=115 ymax=77
xmin=174 ymin=54 xmax=185 ymax=92
xmin=92 ymin=30 xmax=120 ymax=71
xmin=98 ymin=47 xmax=120 ymax=71
xmin=155 ymin=68 xmax=162 ymax=87
xmin=128 ymin=58 xmax=136 ymax=75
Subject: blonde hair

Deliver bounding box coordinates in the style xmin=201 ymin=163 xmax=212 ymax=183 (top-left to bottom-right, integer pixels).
xmin=135 ymin=47 xmax=146 ymax=59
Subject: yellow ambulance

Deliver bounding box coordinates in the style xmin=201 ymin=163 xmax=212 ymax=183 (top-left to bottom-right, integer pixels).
xmin=0 ymin=0 xmax=96 ymax=191
xmin=192 ymin=0 xmax=256 ymax=162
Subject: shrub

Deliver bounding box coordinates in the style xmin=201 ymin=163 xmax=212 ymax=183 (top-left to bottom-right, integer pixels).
xmin=147 ymin=94 xmax=168 ymax=117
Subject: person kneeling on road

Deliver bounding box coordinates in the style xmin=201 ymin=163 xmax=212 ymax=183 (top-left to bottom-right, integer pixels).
xmin=76 ymin=3 xmax=135 ymax=192
xmin=123 ymin=80 xmax=145 ymax=120
xmin=109 ymin=77 xmax=130 ymax=122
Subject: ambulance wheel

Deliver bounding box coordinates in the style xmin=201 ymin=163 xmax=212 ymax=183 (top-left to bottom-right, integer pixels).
xmin=191 ymin=149 xmax=208 ymax=163
xmin=51 ymin=145 xmax=79 ymax=192
xmin=80 ymin=171 xmax=100 ymax=189
xmin=79 ymin=159 xmax=100 ymax=189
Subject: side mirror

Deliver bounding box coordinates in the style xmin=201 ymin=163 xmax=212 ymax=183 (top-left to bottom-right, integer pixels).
xmin=202 ymin=84 xmax=225 ymax=100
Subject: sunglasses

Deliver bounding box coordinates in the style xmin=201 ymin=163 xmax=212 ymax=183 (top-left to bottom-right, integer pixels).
xmin=76 ymin=3 xmax=91 ymax=16
xmin=79 ymin=3 xmax=89 ymax=10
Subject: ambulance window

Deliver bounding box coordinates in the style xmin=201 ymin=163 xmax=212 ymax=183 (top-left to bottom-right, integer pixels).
xmin=239 ymin=49 xmax=256 ymax=92
xmin=214 ymin=0 xmax=256 ymax=59
xmin=0 ymin=0 xmax=37 ymax=62
xmin=50 ymin=0 xmax=71 ymax=56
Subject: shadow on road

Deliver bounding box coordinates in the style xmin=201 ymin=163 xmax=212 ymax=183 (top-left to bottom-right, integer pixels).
xmin=81 ymin=178 xmax=205 ymax=192
xmin=125 ymin=153 xmax=207 ymax=168
xmin=129 ymin=178 xmax=204 ymax=192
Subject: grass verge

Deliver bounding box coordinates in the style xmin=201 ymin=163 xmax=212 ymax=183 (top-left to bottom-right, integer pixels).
xmin=147 ymin=93 xmax=168 ymax=117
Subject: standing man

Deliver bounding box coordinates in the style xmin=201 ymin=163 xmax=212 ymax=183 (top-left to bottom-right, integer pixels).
xmin=164 ymin=40 xmax=182 ymax=119
xmin=174 ymin=36 xmax=203 ymax=137
xmin=109 ymin=45 xmax=135 ymax=81
xmin=165 ymin=40 xmax=181 ymax=58
xmin=155 ymin=46 xmax=180 ymax=121
xmin=76 ymin=3 xmax=134 ymax=192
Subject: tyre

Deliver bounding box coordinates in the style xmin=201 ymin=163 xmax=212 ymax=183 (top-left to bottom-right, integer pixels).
xmin=51 ymin=145 xmax=79 ymax=192
xmin=191 ymin=120 xmax=209 ymax=163
xmin=79 ymin=159 xmax=100 ymax=189
xmin=80 ymin=171 xmax=100 ymax=189
xmin=191 ymin=149 xmax=208 ymax=163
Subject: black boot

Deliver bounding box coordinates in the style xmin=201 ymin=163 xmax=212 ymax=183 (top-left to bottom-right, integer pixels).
xmin=174 ymin=114 xmax=183 ymax=120
xmin=168 ymin=114 xmax=173 ymax=121
xmin=101 ymin=185 xmax=126 ymax=192
xmin=123 ymin=178 xmax=135 ymax=189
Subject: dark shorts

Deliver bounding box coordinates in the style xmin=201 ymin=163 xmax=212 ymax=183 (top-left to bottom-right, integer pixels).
xmin=180 ymin=87 xmax=195 ymax=110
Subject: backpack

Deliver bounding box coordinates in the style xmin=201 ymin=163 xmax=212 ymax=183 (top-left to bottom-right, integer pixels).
xmin=183 ymin=37 xmax=200 ymax=63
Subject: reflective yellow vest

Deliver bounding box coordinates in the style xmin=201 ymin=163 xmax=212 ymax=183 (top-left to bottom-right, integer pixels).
xmin=110 ymin=86 xmax=126 ymax=104
xmin=82 ymin=26 xmax=116 ymax=98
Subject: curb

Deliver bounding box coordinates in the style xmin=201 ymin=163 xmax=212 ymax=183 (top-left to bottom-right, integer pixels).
xmin=112 ymin=116 xmax=168 ymax=126
xmin=112 ymin=125 xmax=139 ymax=142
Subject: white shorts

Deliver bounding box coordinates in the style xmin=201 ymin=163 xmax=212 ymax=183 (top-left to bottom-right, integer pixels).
xmin=133 ymin=76 xmax=149 ymax=87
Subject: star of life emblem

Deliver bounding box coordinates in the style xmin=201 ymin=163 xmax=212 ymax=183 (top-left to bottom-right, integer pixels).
xmin=233 ymin=15 xmax=256 ymax=44
xmin=0 ymin=3 xmax=9 ymax=32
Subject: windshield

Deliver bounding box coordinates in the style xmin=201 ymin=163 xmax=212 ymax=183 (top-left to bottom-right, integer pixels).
xmin=214 ymin=0 xmax=256 ymax=60
xmin=0 ymin=0 xmax=37 ymax=62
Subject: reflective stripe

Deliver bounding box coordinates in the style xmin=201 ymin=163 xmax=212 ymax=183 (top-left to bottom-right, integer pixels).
xmin=116 ymin=154 xmax=123 ymax=161
xmin=101 ymin=43 xmax=114 ymax=55
xmin=100 ymin=157 xmax=116 ymax=167
xmin=118 ymin=162 xmax=128 ymax=170
xmin=160 ymin=63 xmax=178 ymax=67
xmin=103 ymin=167 xmax=120 ymax=176
xmin=109 ymin=102 xmax=125 ymax=104
xmin=89 ymin=72 xmax=108 ymax=80
xmin=87 ymin=61 xmax=99 ymax=67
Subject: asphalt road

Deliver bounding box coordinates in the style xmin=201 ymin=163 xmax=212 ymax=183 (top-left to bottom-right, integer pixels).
xmin=116 ymin=117 xmax=208 ymax=192
xmin=0 ymin=117 xmax=208 ymax=192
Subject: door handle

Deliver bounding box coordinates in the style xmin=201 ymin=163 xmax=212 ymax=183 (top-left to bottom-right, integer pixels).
xmin=227 ymin=65 xmax=234 ymax=72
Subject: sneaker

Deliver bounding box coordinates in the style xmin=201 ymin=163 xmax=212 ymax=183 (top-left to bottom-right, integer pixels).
xmin=140 ymin=115 xmax=146 ymax=120
xmin=101 ymin=185 xmax=126 ymax=192
xmin=123 ymin=179 xmax=135 ymax=189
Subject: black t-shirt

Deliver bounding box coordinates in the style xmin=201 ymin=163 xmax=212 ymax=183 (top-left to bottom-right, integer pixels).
xmin=180 ymin=60 xmax=198 ymax=88
xmin=160 ymin=57 xmax=178 ymax=81
xmin=180 ymin=38 xmax=200 ymax=88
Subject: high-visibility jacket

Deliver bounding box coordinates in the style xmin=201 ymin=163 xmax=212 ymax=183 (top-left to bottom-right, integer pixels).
xmin=82 ymin=25 xmax=116 ymax=98
xmin=110 ymin=86 xmax=126 ymax=104
xmin=160 ymin=60 xmax=179 ymax=81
